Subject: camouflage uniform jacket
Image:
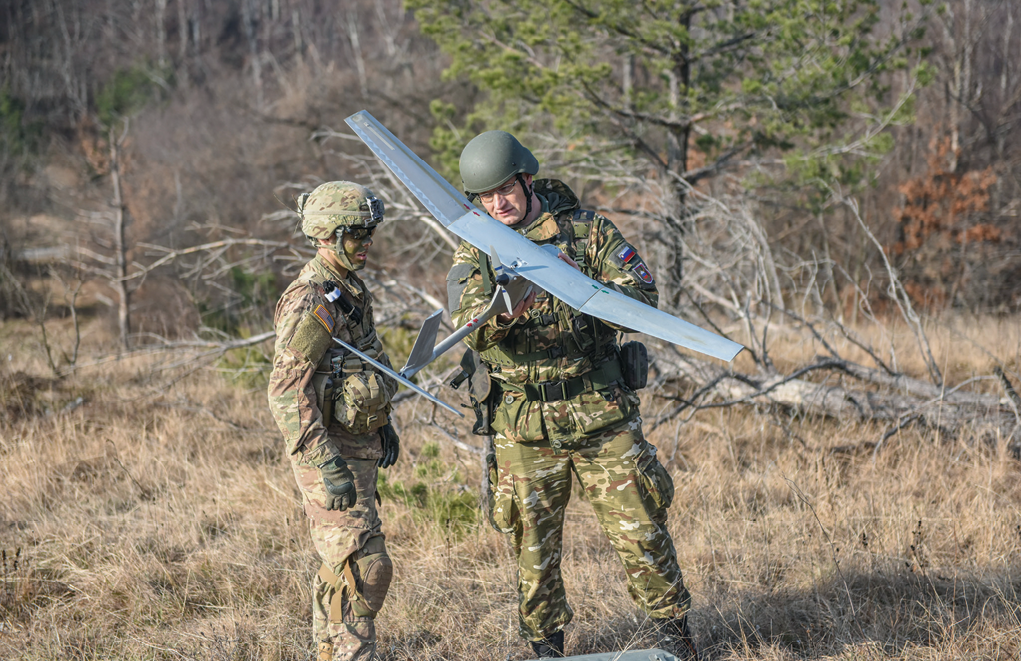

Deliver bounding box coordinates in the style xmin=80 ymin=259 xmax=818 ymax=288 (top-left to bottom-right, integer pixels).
xmin=268 ymin=254 xmax=386 ymax=463
xmin=447 ymin=179 xmax=659 ymax=442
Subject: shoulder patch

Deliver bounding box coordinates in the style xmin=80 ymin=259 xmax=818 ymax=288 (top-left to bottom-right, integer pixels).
xmin=287 ymin=309 xmax=334 ymax=363
xmin=312 ymin=304 xmax=334 ymax=331
xmin=617 ymin=246 xmax=637 ymax=264
xmin=632 ymin=262 xmax=655 ymax=284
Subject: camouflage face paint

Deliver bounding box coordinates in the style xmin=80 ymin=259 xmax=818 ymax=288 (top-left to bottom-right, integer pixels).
xmin=335 ymin=228 xmax=373 ymax=272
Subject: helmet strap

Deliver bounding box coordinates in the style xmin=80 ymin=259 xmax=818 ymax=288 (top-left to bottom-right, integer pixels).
xmin=517 ymin=174 xmax=534 ymax=223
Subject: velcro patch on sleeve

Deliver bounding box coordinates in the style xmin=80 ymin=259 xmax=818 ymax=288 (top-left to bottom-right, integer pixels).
xmin=287 ymin=310 xmax=334 ymax=363
xmin=446 ymin=263 xmax=476 ymax=283
xmin=617 ymin=246 xmax=636 ymax=264
xmin=446 ymin=262 xmax=477 ymax=310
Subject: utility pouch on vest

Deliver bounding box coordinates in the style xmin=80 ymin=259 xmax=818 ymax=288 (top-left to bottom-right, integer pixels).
xmin=331 ymin=338 xmax=397 ymax=434
xmin=620 ymin=340 xmax=649 ymax=390
xmin=451 ymin=349 xmax=495 ymax=435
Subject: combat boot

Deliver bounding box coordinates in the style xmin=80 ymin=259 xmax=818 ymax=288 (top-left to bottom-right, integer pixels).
xmin=653 ymin=615 xmax=698 ymax=660
xmin=529 ymin=630 xmax=565 ymax=659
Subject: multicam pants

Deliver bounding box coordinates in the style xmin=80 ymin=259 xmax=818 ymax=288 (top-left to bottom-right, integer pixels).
xmin=488 ymin=415 xmax=691 ymax=641
xmin=291 ymin=454 xmax=387 ymax=661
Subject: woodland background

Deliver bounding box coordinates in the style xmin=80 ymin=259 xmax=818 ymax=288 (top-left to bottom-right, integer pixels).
xmin=2 ymin=0 xmax=1021 ymax=659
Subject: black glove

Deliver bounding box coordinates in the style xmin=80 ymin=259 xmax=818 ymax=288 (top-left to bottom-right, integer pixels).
xmin=318 ymin=457 xmax=357 ymax=511
xmin=378 ymin=420 xmax=400 ymax=469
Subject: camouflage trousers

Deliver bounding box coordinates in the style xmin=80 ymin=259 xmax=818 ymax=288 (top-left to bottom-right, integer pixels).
xmin=488 ymin=414 xmax=690 ymax=641
xmin=291 ymin=453 xmax=389 ymax=661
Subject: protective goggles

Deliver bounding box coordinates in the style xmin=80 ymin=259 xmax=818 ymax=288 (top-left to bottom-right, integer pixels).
xmin=339 ymin=226 xmax=376 ymax=241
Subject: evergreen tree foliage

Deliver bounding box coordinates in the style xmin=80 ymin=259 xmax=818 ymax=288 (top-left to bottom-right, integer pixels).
xmin=411 ymin=0 xmax=928 ymax=215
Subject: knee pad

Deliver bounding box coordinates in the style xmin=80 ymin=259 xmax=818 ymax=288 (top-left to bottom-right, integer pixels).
xmin=350 ymin=536 xmax=393 ymax=617
xmin=318 ymin=537 xmax=393 ymax=621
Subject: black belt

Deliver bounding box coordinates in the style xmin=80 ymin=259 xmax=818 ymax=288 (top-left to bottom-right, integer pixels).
xmin=519 ymin=360 xmax=623 ymax=402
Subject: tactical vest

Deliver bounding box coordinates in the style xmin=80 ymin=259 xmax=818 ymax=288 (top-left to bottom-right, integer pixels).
xmin=306 ymin=270 xmax=397 ymax=435
xmin=477 ymin=208 xmax=618 ymax=379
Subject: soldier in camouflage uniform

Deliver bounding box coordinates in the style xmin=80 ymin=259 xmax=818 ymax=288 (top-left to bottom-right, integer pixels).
xmin=447 ymin=132 xmax=697 ymax=659
xmin=268 ymin=181 xmax=401 ymax=661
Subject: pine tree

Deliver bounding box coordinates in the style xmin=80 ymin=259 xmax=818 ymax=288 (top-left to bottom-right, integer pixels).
xmin=411 ymin=0 xmax=927 ymax=231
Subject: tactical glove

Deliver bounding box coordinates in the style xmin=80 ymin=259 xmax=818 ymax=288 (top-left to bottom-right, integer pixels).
xmin=378 ymin=420 xmax=400 ymax=469
xmin=318 ymin=457 xmax=357 ymax=511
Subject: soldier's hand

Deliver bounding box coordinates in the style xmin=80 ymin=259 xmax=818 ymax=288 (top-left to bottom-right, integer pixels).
xmin=556 ymin=251 xmax=580 ymax=271
xmin=318 ymin=457 xmax=357 ymax=511
xmin=497 ymin=290 xmax=536 ymax=323
xmin=378 ymin=420 xmax=400 ymax=469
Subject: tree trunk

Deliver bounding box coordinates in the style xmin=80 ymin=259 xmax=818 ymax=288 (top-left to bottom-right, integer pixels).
xmin=109 ymin=124 xmax=131 ymax=352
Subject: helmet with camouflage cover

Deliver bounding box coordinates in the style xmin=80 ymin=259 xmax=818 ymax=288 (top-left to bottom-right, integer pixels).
xmin=298 ymin=181 xmax=384 ymax=272
xmin=459 ymin=131 xmax=539 ymax=195
xmin=298 ymin=181 xmax=384 ymax=241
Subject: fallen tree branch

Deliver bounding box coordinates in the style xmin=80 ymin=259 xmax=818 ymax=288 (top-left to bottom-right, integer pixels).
xmin=652 ymin=348 xmax=1013 ymax=445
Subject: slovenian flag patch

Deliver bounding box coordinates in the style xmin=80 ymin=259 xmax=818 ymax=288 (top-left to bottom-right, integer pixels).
xmin=617 ymin=246 xmax=636 ymax=264
xmin=632 ymin=262 xmax=654 ymax=284
xmin=312 ymin=304 xmax=334 ymax=332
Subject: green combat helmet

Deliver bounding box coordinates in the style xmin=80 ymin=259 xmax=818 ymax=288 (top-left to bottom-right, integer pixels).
xmin=298 ymin=181 xmax=384 ymax=271
xmin=459 ymin=130 xmax=539 ymax=196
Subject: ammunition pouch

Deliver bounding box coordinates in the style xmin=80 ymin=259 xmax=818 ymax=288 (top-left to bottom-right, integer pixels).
xmin=330 ymin=336 xmax=397 ymax=434
xmin=450 ymin=349 xmax=495 ymax=435
xmin=619 ymin=340 xmax=649 ymax=391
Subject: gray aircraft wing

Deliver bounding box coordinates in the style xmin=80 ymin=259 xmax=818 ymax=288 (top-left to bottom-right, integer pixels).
xmin=344 ymin=110 xmax=744 ymax=363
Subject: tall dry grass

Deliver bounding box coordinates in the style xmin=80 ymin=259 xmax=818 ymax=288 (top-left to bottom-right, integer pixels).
xmin=2 ymin=313 xmax=1021 ymax=660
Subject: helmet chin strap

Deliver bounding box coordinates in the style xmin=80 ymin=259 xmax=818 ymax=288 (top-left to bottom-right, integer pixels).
xmin=516 ymin=174 xmax=534 ymax=224
xmin=321 ymin=233 xmax=365 ymax=273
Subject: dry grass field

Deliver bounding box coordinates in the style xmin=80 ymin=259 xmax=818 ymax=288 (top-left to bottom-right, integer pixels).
xmin=2 ymin=313 xmax=1021 ymax=660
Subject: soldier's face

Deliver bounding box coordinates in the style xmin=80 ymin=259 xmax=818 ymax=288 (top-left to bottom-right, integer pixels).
xmin=480 ymin=174 xmax=532 ymax=226
xmin=340 ymin=228 xmax=374 ymax=270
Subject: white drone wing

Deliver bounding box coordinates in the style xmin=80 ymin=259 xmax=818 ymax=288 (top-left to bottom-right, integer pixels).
xmin=345 ymin=111 xmax=744 ymax=363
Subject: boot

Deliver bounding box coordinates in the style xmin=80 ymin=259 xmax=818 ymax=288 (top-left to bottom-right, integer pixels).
xmin=653 ymin=615 xmax=698 ymax=660
xmin=529 ymin=630 xmax=565 ymax=659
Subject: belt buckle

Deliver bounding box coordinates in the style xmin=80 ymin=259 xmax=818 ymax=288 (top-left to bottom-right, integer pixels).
xmin=545 ymin=345 xmax=564 ymax=359
xmin=538 ymin=379 xmax=568 ymax=401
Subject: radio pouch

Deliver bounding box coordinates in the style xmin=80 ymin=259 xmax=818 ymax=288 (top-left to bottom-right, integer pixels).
xmin=620 ymin=340 xmax=649 ymax=390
